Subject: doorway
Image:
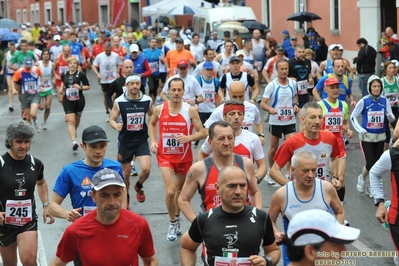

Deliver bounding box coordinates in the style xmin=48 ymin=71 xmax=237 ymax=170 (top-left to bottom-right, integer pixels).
xmin=381 ymin=0 xmax=397 ymax=32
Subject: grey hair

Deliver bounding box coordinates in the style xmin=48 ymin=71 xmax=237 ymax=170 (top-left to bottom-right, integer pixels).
xmin=266 ymin=32 xmax=273 ymax=38
xmin=169 ymin=29 xmax=177 ymax=35
xmin=224 ymin=99 xmax=245 ymax=108
xmin=300 ymin=102 xmax=322 ymax=117
xmin=104 ymin=42 xmax=112 ymax=49
xmin=295 ymin=45 xmax=305 ymax=51
xmin=291 ymin=151 xmax=317 ymax=168
xmin=5 ymin=120 xmax=35 ymax=148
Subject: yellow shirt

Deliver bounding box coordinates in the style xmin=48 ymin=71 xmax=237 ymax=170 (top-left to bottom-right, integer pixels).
xmin=30 ymin=27 xmax=41 ymax=43
xmin=133 ymin=32 xmax=143 ymax=41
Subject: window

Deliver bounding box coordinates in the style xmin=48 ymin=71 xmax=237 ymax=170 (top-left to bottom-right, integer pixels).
xmin=294 ymin=0 xmax=306 ymax=31
xmin=330 ymin=0 xmax=340 ymax=33
xmin=22 ymin=9 xmax=27 ymax=23
xmin=100 ymin=5 xmax=109 ymax=25
xmin=45 ymin=2 xmax=52 ymax=23
xmin=193 ymin=17 xmax=200 ymax=34
xmin=6 ymin=0 xmax=9 ymax=18
xmin=16 ymin=9 xmax=21 ymax=24
xmin=35 ymin=4 xmax=39 ymax=24
xmin=74 ymin=1 xmax=81 ymax=23
xmin=30 ymin=4 xmax=35 ymax=23
xmin=199 ymin=18 xmax=205 ymax=39
xmin=58 ymin=1 xmax=65 ymax=23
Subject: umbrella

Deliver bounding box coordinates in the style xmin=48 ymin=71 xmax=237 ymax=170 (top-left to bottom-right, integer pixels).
xmin=168 ymin=6 xmax=198 ymax=15
xmin=287 ymin=11 xmax=321 ymax=24
xmin=0 ymin=31 xmax=21 ymax=41
xmin=242 ymin=21 xmax=268 ymax=31
xmin=218 ymin=21 xmax=249 ymax=33
xmin=158 ymin=16 xmax=170 ymax=25
xmin=0 ymin=19 xmax=19 ymax=30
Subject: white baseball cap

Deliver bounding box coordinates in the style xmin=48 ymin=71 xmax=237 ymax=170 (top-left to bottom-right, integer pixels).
xmin=287 ymin=209 xmax=360 ymax=246
xmin=163 ymin=26 xmax=169 ymax=31
xmin=53 ymin=35 xmax=61 ymax=41
xmin=129 ymin=44 xmax=139 ymax=53
xmin=391 ymin=60 xmax=399 ymax=67
xmin=328 ymin=44 xmax=340 ymax=51
xmin=235 ymin=50 xmax=245 ymax=57
xmin=184 ymin=39 xmax=191 ymax=45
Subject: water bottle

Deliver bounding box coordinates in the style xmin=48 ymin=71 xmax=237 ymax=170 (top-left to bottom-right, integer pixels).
xmin=382 ymin=200 xmax=391 ymax=230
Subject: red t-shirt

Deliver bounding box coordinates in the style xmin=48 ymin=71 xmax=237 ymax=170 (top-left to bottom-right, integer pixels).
xmin=274 ymin=130 xmax=340 ymax=181
xmin=92 ymin=44 xmax=104 ymax=59
xmin=56 ymin=209 xmax=155 ymax=265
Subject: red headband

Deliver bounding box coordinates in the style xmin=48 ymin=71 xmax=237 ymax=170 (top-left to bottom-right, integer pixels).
xmin=223 ymin=104 xmax=245 ymax=115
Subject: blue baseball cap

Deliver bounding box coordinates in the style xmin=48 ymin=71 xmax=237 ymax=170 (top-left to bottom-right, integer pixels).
xmin=281 ymin=30 xmax=289 ymax=35
xmin=203 ymin=61 xmax=213 ymax=69
xmin=24 ymin=57 xmax=33 ymax=68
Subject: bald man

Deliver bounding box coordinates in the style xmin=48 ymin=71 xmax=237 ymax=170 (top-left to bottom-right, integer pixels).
xmin=386 ymin=27 xmax=399 ymax=44
xmin=204 ymin=81 xmax=265 ymax=145
xmin=112 ymin=36 xmax=129 ymax=62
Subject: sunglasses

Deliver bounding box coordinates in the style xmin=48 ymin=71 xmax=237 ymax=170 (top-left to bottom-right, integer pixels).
xmin=205 ymin=68 xmax=213 ymax=71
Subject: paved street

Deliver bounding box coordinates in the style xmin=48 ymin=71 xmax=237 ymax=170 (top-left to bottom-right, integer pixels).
xmin=0 ymin=72 xmax=397 ymax=265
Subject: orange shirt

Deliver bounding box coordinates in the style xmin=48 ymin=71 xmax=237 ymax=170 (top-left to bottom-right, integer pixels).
xmin=164 ymin=49 xmax=195 ymax=77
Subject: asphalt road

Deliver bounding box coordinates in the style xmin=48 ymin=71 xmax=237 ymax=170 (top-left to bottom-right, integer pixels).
xmin=0 ymin=72 xmax=396 ymax=265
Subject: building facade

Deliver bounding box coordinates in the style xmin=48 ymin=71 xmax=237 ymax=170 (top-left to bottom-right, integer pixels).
xmin=4 ymin=0 xmax=145 ymax=27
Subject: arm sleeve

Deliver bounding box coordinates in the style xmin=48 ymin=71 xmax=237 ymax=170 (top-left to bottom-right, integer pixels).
xmin=262 ymin=213 xmax=276 ymax=246
xmin=369 ymin=150 xmax=391 ymax=200
xmin=142 ymin=59 xmax=152 ymax=77
xmin=188 ymin=217 xmax=204 ymax=243
xmin=350 ymin=99 xmax=367 ymax=134
xmin=55 ymin=226 xmax=78 ymax=263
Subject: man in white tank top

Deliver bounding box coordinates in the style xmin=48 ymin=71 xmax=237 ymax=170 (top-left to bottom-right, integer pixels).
xmin=36 ymin=49 xmax=53 ymax=130
xmin=268 ymin=150 xmax=345 ymax=266
xmin=214 ymin=40 xmax=234 ymax=74
xmin=252 ymin=29 xmax=269 ymax=92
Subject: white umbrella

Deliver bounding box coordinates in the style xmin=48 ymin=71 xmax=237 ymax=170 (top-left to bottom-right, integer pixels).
xmin=218 ymin=21 xmax=249 ymax=33
xmin=168 ymin=6 xmax=198 ymax=15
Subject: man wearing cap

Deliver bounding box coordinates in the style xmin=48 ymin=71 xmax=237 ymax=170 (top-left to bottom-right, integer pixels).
xmin=49 ymin=125 xmax=124 ymax=221
xmin=317 ymin=44 xmax=353 ymax=80
xmin=206 ymin=30 xmax=222 ymax=51
xmin=215 ymin=31 xmax=239 ymax=54
xmin=125 ymin=44 xmax=152 ymax=93
xmin=219 ymin=55 xmax=258 ymax=103
xmin=214 ymin=40 xmax=235 ymax=73
xmin=20 ymin=24 xmax=33 ymax=42
xmin=13 ymin=57 xmax=44 ymax=130
xmin=191 ymin=48 xmax=223 ymax=79
xmin=353 ymin=38 xmax=377 ymax=97
xmin=314 ymin=58 xmax=356 ymax=107
xmin=269 ymin=150 xmax=345 ymax=266
xmin=180 ymin=165 xmax=279 ymax=266
xmin=285 ymin=36 xmax=297 ymax=59
xmin=235 ymin=49 xmax=258 ymax=83
xmin=205 ymin=81 xmax=264 ymax=141
xmin=49 ymin=35 xmax=63 ymax=60
xmin=281 ymin=30 xmax=291 ymax=53
xmin=161 ymin=59 xmax=204 ymax=106
xmin=110 ymin=74 xmax=153 ymax=204
xmin=164 ymin=37 xmax=196 ymax=78
xmin=149 ymin=77 xmax=207 ymax=241
xmin=92 ymin=42 xmax=122 ymax=122
xmin=262 ymin=44 xmax=288 ymax=84
xmin=50 ymin=169 xmax=157 ymax=266
xmin=280 ymin=209 xmax=360 ymax=266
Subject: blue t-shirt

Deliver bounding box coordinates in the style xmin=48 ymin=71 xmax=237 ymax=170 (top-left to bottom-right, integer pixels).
xmin=143 ymin=48 xmax=162 ymax=75
xmin=69 ymin=41 xmax=83 ymax=63
xmin=53 ymin=158 xmax=123 ymax=216
xmin=315 ymin=74 xmax=353 ymax=101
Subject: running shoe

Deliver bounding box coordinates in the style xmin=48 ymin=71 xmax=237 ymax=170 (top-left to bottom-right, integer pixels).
xmin=105 ymin=113 xmax=110 ymax=122
xmin=166 ymin=222 xmax=177 ymax=241
xmin=356 ymin=175 xmax=365 ymax=193
xmin=176 ymin=217 xmax=182 ymax=235
xmin=131 ymin=165 xmax=138 ymax=176
xmin=343 ymin=220 xmax=350 ymax=226
xmin=34 ymin=123 xmax=41 ymax=133
xmin=8 ymin=105 xmax=13 ymax=112
xmin=365 ymin=186 xmax=374 ymax=198
xmin=42 ymin=122 xmax=47 ymax=130
xmin=134 ymin=183 xmax=146 ymax=203
xmin=267 ymin=172 xmax=276 ymax=185
xmin=72 ymin=142 xmax=79 ymax=151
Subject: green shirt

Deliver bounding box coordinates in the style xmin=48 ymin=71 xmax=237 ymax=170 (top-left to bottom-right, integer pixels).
xmin=9 ymin=50 xmax=36 ymax=68
xmin=382 ymin=76 xmax=399 ymax=107
xmin=60 ymin=40 xmax=70 ymax=46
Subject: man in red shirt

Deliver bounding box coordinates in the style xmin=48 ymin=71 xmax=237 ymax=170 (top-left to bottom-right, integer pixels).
xmin=91 ymin=36 xmax=105 ymax=60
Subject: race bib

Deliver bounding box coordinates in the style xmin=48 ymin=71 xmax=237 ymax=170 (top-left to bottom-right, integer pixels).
xmin=66 ymin=87 xmax=80 ymax=101
xmin=324 ymin=112 xmax=343 ymax=132
xmin=241 ymin=121 xmax=252 ymax=131
xmin=162 ymin=133 xmax=183 ymax=154
xmin=5 ymin=199 xmax=32 ymax=226
xmin=367 ymin=111 xmax=384 ymax=129
xmin=149 ymin=61 xmax=159 ymax=73
xmin=278 ymin=106 xmax=293 ymax=121
xmin=203 ymin=90 xmax=215 ymax=103
xmin=24 ymin=81 xmax=38 ymax=94
xmin=297 ymin=79 xmax=308 ymax=95
xmin=213 ymin=195 xmax=221 ymax=208
xmin=214 ymin=256 xmax=251 ymax=266
xmin=316 ymin=163 xmax=327 ymax=181
xmin=385 ymin=92 xmax=398 ymax=106
xmin=126 ymin=112 xmax=144 ymax=131
xmin=83 ymin=206 xmax=96 ymax=216
xmin=43 ymin=78 xmax=52 ymax=89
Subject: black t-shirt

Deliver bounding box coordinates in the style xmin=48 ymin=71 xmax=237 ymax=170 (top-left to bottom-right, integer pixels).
xmin=0 ymin=153 xmax=44 ymax=229
xmin=220 ymin=72 xmax=255 ymax=89
xmin=61 ymin=70 xmax=89 ymax=98
xmin=288 ymin=57 xmax=311 ymax=82
xmin=189 ymin=205 xmax=275 ymax=265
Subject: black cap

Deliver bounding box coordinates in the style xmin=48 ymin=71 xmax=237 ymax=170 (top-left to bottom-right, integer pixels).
xmin=229 ymin=56 xmax=240 ymax=63
xmin=224 ymin=31 xmax=231 ymax=37
xmin=175 ymin=37 xmax=183 ymax=43
xmin=82 ymin=125 xmax=109 ymax=144
xmin=100 ymin=29 xmax=106 ymax=34
xmin=276 ymin=44 xmax=284 ymax=51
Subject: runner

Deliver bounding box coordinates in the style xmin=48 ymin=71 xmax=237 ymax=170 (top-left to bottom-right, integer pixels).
xmin=12 ymin=57 xmax=43 ymax=131
xmin=1 ymin=41 xmax=18 ymax=111
xmin=109 ymin=75 xmax=153 ymax=203
xmin=0 ymin=121 xmax=55 ymax=265
xmin=36 ymin=49 xmax=53 ymax=130
xmin=260 ymin=58 xmax=299 ymax=184
xmin=59 ymin=57 xmax=90 ymax=151
xmin=149 ymin=77 xmax=207 ymax=241
xmin=143 ymin=38 xmax=163 ymax=103
xmin=53 ymin=45 xmax=72 ymax=103
xmin=49 ymin=35 xmax=63 ymax=61
xmin=92 ymin=42 xmax=122 ymax=122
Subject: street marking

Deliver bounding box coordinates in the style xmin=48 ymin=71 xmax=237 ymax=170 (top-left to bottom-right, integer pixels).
xmin=351 ymin=239 xmax=374 ymax=253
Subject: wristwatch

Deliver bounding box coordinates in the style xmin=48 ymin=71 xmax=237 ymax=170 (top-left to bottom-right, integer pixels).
xmin=263 ymin=255 xmax=272 ymax=266
xmin=375 ymin=198 xmax=385 ymax=207
xmin=255 ymin=176 xmax=262 ymax=184
xmin=258 ymin=133 xmax=265 ymax=137
xmin=293 ymin=102 xmax=299 ymax=106
xmin=43 ymin=201 xmax=50 ymax=207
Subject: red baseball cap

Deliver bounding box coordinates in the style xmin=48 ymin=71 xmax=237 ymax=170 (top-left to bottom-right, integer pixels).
xmin=324 ymin=77 xmax=341 ymax=87
xmin=177 ymin=59 xmax=188 ymax=68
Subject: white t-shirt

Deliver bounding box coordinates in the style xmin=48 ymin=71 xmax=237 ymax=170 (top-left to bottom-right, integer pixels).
xmin=190 ymin=43 xmax=206 ymax=62
xmin=164 ymin=40 xmax=176 ymax=50
xmin=201 ymin=129 xmax=264 ymax=161
xmin=191 ymin=61 xmax=223 ymax=79
xmin=162 ymin=74 xmax=203 ymax=102
xmin=204 ymin=101 xmax=261 ymax=132
xmin=263 ymin=78 xmax=297 ymax=126
xmin=92 ymin=52 xmax=122 ymax=84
